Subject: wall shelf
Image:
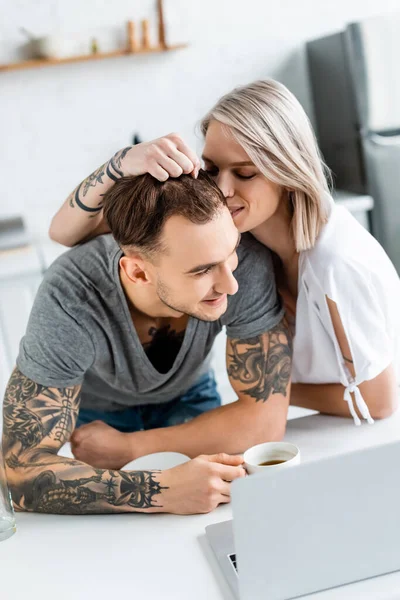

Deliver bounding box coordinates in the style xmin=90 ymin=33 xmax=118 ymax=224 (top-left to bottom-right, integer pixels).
xmin=0 ymin=44 xmax=188 ymax=73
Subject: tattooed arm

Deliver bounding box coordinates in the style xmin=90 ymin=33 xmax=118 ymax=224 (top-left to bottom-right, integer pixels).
xmin=2 ymin=368 xmax=246 ymax=515
xmin=2 ymin=368 xmax=170 ymax=514
xmin=127 ymin=319 xmax=293 ymax=459
xmin=49 ymin=134 xmax=200 ymax=247
xmin=48 ymin=147 xmax=131 ymax=247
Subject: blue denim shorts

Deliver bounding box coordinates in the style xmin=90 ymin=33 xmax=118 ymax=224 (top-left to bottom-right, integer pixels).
xmin=76 ymin=370 xmax=221 ymax=433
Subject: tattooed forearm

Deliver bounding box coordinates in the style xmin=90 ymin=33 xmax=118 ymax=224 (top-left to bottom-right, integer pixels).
xmin=2 ymin=368 xmax=167 ymax=514
xmin=11 ymin=467 xmax=165 ymax=515
xmin=82 ymin=163 xmax=106 ymax=196
xmin=110 ymin=146 xmax=131 ymax=175
xmin=70 ymin=182 xmax=104 ymax=213
xmin=227 ymin=321 xmax=292 ymax=402
xmin=68 ymin=147 xmax=132 ymax=212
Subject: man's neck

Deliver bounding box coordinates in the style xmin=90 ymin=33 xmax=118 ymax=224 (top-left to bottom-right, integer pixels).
xmin=119 ymin=267 xmax=188 ymax=337
xmin=119 ymin=267 xmax=176 ymax=321
xmin=118 ymin=267 xmax=188 ymax=371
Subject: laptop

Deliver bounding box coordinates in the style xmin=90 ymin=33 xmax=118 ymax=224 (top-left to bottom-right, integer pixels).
xmin=206 ymin=440 xmax=400 ymax=600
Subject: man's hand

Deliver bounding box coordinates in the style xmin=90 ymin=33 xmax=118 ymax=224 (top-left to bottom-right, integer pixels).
xmin=71 ymin=422 xmax=246 ymax=515
xmin=71 ymin=421 xmax=133 ymax=469
xmin=158 ymin=453 xmax=246 ymax=515
xmin=121 ymin=133 xmax=201 ymax=181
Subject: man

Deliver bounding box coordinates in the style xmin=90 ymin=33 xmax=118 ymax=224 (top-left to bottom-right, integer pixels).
xmin=3 ymin=171 xmax=291 ymax=516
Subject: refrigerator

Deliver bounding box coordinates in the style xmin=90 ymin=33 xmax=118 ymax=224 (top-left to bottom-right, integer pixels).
xmin=307 ymin=13 xmax=400 ymax=273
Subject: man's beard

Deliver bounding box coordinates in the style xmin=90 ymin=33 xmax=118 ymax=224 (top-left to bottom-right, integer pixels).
xmin=156 ymin=277 xmax=222 ymax=322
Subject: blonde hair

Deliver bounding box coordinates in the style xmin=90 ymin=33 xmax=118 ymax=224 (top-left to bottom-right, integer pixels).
xmin=201 ymin=79 xmax=332 ymax=251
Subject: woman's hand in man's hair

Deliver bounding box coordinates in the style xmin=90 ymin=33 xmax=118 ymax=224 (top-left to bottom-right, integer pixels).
xmin=120 ymin=133 xmax=201 ymax=182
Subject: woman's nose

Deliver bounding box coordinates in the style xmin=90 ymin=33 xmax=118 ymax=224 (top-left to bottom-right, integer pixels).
xmin=216 ymin=172 xmax=234 ymax=198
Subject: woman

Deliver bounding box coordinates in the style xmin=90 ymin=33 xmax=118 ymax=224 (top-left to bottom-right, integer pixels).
xmin=50 ymin=79 xmax=400 ymax=425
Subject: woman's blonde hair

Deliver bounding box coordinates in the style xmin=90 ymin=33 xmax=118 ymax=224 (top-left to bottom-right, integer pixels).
xmin=200 ymin=79 xmax=332 ymax=251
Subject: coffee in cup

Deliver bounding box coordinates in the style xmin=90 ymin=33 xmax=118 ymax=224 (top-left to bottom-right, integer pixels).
xmin=244 ymin=441 xmax=300 ymax=475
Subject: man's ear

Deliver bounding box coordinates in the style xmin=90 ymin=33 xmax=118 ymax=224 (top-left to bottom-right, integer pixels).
xmin=119 ymin=255 xmax=153 ymax=285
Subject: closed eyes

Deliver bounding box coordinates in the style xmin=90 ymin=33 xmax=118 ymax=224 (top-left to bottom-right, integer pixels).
xmin=205 ymin=167 xmax=256 ymax=181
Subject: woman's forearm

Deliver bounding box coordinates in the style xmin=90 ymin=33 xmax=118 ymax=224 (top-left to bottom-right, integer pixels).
xmin=291 ymin=367 xmax=398 ymax=420
xmin=49 ymin=134 xmax=200 ymax=248
xmin=291 ymin=382 xmax=355 ymax=417
xmin=49 ymin=147 xmax=132 ymax=247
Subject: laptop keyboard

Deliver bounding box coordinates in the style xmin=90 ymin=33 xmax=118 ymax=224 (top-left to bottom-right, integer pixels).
xmin=228 ymin=553 xmax=238 ymax=574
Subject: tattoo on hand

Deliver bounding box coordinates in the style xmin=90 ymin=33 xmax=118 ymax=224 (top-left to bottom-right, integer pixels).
xmin=2 ymin=368 xmax=168 ymax=514
xmin=228 ymin=321 xmax=292 ymax=401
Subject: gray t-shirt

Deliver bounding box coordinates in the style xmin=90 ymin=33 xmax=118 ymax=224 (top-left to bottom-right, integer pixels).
xmin=17 ymin=234 xmax=283 ymax=411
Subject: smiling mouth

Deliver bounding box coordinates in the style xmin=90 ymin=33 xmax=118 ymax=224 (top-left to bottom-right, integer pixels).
xmin=229 ymin=207 xmax=244 ymax=219
xmin=202 ymin=294 xmax=227 ymax=307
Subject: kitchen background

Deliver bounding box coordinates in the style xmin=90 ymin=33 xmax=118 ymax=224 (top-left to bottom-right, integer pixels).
xmin=0 ymin=0 xmax=399 ymax=402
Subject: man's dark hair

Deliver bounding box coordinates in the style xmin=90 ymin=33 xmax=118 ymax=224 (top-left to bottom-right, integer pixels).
xmin=103 ymin=169 xmax=227 ymax=257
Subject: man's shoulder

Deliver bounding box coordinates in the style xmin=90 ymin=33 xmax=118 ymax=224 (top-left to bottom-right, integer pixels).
xmin=235 ymin=233 xmax=274 ymax=281
xmin=53 ymin=234 xmax=119 ymax=270
xmin=237 ymin=232 xmax=272 ymax=257
xmin=221 ymin=233 xmax=282 ymax=338
xmin=44 ymin=234 xmax=120 ymax=295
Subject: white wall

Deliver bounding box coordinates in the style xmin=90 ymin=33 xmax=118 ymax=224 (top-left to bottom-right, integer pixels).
xmin=1 ymin=0 xmax=400 ymax=234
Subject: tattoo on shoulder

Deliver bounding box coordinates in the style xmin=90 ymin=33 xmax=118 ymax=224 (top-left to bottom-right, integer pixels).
xmin=228 ymin=321 xmax=292 ymax=402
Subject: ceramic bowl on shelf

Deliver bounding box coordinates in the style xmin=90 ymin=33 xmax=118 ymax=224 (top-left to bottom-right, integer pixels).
xmin=31 ymin=33 xmax=88 ymax=59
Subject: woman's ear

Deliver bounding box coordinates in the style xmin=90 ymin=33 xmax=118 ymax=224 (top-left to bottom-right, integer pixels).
xmin=283 ymin=189 xmax=295 ymax=215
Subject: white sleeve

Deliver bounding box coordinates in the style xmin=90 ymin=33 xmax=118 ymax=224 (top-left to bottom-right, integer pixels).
xmin=324 ymin=262 xmax=393 ymax=425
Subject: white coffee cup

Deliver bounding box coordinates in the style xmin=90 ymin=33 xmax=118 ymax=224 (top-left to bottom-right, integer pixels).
xmin=244 ymin=441 xmax=300 ymax=475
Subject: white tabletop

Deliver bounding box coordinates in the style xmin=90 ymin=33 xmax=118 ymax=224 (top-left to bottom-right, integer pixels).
xmin=2 ymin=410 xmax=400 ymax=600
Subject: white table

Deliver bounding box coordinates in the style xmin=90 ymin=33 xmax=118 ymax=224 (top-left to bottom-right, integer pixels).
xmin=2 ymin=410 xmax=400 ymax=600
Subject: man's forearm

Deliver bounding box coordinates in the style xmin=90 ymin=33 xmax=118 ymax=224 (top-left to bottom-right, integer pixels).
xmin=6 ymin=453 xmax=166 ymax=515
xmin=130 ymin=324 xmax=292 ymax=459
xmin=49 ymin=147 xmax=131 ymax=246
xmin=3 ymin=368 xmax=167 ymax=514
xmin=130 ymin=397 xmax=288 ymax=459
